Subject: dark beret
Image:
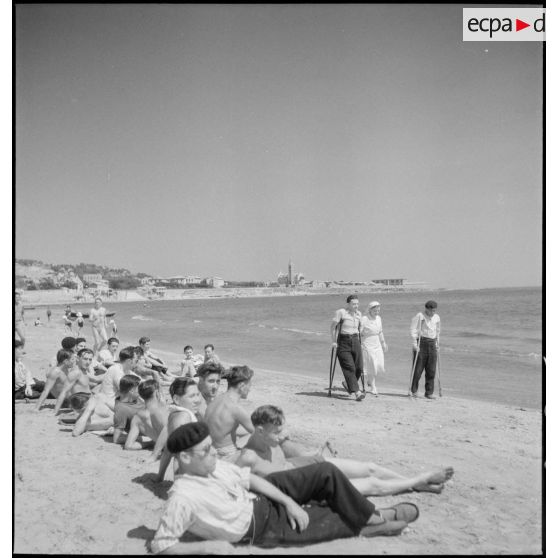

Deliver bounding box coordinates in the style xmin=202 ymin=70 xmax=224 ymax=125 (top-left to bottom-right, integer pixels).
xmin=167 ymin=422 xmax=210 ymax=454
xmin=425 ymin=300 xmax=438 ymax=309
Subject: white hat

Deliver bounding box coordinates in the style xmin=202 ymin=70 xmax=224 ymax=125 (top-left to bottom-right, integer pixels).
xmin=76 ymin=312 xmax=82 ymax=317
xmin=368 ymin=301 xmax=380 ymax=308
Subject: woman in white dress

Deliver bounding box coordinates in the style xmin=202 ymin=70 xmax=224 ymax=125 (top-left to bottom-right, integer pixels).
xmin=360 ymin=301 xmax=388 ymax=395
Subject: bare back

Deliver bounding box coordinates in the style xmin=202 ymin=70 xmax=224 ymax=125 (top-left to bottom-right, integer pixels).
xmin=205 ymin=392 xmax=250 ymax=449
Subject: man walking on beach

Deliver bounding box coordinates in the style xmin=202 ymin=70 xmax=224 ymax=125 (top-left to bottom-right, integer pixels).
xmin=410 ymin=300 xmax=440 ymax=399
xmin=331 ymin=295 xmax=365 ymax=401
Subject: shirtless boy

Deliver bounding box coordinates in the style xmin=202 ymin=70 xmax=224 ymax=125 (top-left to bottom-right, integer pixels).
xmin=71 ymin=392 xmax=115 ymax=437
xmin=113 ymin=375 xmax=143 ymax=444
xmin=238 ymin=405 xmax=454 ymax=496
xmin=204 ymin=365 xmax=255 ymax=464
xmin=35 ymin=349 xmax=77 ymax=411
xmin=124 ymin=379 xmax=169 ymax=452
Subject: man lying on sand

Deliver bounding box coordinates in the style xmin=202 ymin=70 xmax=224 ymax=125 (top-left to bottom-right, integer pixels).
xmin=204 ymin=365 xmax=255 ymax=464
xmin=124 ymin=379 xmax=169 ymax=452
xmin=238 ymin=405 xmax=454 ymax=496
xmin=151 ymin=422 xmax=418 ymax=554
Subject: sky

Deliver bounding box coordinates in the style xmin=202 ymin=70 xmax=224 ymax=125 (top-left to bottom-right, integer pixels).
xmin=14 ymin=4 xmax=543 ymax=289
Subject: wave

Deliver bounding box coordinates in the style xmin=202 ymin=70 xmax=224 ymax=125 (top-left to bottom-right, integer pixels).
xmin=131 ymin=315 xmax=152 ymax=321
xmin=193 ymin=320 xmax=202 ymax=323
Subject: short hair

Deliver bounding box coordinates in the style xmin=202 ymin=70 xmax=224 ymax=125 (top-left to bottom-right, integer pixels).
xmin=61 ymin=337 xmax=77 ymax=350
xmin=69 ymin=393 xmax=90 ymax=412
xmin=196 ymin=362 xmax=224 ymax=380
xmin=138 ymin=336 xmax=150 ymax=345
xmin=169 ymin=377 xmax=198 ymax=398
xmin=119 ymin=374 xmax=141 ymax=394
xmin=14 ymin=339 xmax=24 ymax=349
xmin=77 ymin=348 xmax=94 ymax=358
xmin=251 ymin=405 xmax=285 ymax=427
xmin=133 ymin=346 xmax=144 ymax=356
xmin=425 ymin=300 xmax=438 ymax=309
xmin=75 ymin=337 xmax=86 ymax=345
xmin=183 ymin=345 xmax=193 ymax=352
xmin=204 ymin=344 xmax=215 ymax=351
xmin=222 ymin=365 xmax=254 ymax=388
xmin=95 ymin=297 xmax=102 ymax=302
xmin=346 ymin=294 xmax=359 ymax=304
xmin=107 ymin=337 xmax=119 ymax=346
xmin=119 ymin=347 xmax=136 ymax=362
xmin=138 ymin=379 xmax=158 ymax=401
xmin=56 ymin=349 xmax=74 ymax=365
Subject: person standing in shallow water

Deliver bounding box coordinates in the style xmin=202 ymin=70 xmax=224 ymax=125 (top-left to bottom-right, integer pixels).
xmin=361 ymin=301 xmax=388 ymax=396
xmin=331 ymin=295 xmax=365 ymax=402
xmin=410 ymin=300 xmax=440 ymax=399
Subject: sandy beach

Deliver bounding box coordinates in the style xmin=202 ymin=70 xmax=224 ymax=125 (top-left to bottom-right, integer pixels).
xmin=14 ymin=322 xmax=542 ymax=555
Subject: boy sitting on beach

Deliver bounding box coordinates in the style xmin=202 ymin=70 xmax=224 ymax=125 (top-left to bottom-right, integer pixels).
xmin=179 ymin=345 xmax=197 ymax=378
xmin=98 ymin=337 xmax=119 ymax=368
xmin=203 ymin=343 xmax=221 ymax=366
xmin=150 ymin=422 xmax=416 ymax=554
xmin=71 ymin=392 xmax=115 ymax=437
xmin=238 ymin=405 xmax=454 ymax=496
xmin=35 ymin=349 xmax=77 ymax=411
xmin=205 ymin=366 xmax=255 ymax=464
xmin=97 ymin=347 xmax=138 ymax=411
xmin=113 ymin=375 xmax=144 ymax=444
xmin=47 ymin=337 xmax=78 ymax=369
xmin=139 ymin=337 xmax=169 ymax=376
xmin=124 ymin=379 xmax=169 ymax=453
xmin=52 ymin=348 xmax=97 ymax=416
xmin=14 ymin=340 xmax=47 ymax=400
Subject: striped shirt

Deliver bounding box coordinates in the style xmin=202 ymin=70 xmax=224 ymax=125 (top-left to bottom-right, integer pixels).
xmin=151 ymin=461 xmax=254 ymax=554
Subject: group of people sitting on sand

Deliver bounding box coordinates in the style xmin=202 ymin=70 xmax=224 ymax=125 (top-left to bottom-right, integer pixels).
xmin=15 ymin=326 xmax=453 ymax=553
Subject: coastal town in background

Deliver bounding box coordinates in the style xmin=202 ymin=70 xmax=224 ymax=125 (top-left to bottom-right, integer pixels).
xmin=16 ymin=257 xmax=426 ymax=306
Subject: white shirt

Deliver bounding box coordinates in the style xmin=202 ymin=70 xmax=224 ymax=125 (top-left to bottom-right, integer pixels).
xmin=410 ymin=312 xmax=441 ymax=342
xmin=151 ymin=461 xmax=254 ymax=553
xmin=98 ymin=363 xmax=124 ymax=400
xmin=15 ymin=361 xmax=34 ymax=390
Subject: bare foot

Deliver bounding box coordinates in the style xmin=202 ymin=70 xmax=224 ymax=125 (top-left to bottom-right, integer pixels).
xmin=414 ymin=482 xmax=444 ymax=494
xmin=425 ymin=466 xmax=454 ymax=484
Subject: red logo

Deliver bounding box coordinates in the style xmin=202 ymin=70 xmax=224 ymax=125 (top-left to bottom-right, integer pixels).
xmin=516 ymin=19 xmax=530 ymax=31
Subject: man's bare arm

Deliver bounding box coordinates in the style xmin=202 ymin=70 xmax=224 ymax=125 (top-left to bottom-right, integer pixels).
xmin=53 ymin=374 xmax=78 ymax=415
xmin=157 ymin=541 xmax=237 ymax=555
xmin=35 ymin=372 xmax=58 ymax=411
xmin=233 ymin=406 xmax=255 ymax=435
xmin=72 ymin=397 xmax=97 ymax=436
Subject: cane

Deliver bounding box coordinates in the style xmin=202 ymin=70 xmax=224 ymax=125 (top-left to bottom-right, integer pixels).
xmin=328 ymin=345 xmax=337 ymax=397
xmin=437 ymin=347 xmax=443 ymax=397
xmin=408 ymin=330 xmax=422 ymax=397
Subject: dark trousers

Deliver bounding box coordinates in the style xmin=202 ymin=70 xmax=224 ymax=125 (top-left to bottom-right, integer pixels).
xmin=14 ymin=379 xmax=47 ymax=400
xmin=336 ymin=334 xmax=363 ymax=393
xmin=247 ymin=462 xmax=375 ymax=548
xmin=411 ymin=338 xmax=438 ymax=396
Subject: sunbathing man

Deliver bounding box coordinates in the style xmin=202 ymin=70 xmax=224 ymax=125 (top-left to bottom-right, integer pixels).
xmin=150 ymin=422 xmax=417 ymax=554
xmin=238 ymin=405 xmax=454 ymax=496
xmin=155 ymin=377 xmax=203 ymax=482
xmin=204 ymin=365 xmax=255 ymax=464
xmin=113 ymin=375 xmax=143 ymax=444
xmin=97 ymin=347 xmax=138 ymax=411
xmin=124 ymin=379 xmax=169 ymax=453
xmin=35 ymin=349 xmax=77 ymax=411
xmin=71 ymin=392 xmax=115 ymax=437
xmin=195 ymin=361 xmax=224 ymax=415
xmin=52 ymin=348 xmax=97 ymax=415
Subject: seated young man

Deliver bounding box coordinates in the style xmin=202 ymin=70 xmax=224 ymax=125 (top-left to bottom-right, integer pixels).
xmin=133 ymin=346 xmax=162 ymax=382
xmin=52 ymin=348 xmax=97 ymax=416
xmin=139 ymin=336 xmax=169 ymax=375
xmin=71 ymin=392 xmax=115 ymax=437
xmin=113 ymin=374 xmax=144 ymax=444
xmin=124 ymin=379 xmax=169 ymax=453
xmin=47 ymin=337 xmax=78 ymax=369
xmin=195 ymin=361 xmax=224 ymax=414
xmin=98 ymin=337 xmax=119 ymax=368
xmin=35 ymin=349 xmax=77 ymax=411
xmin=204 ymin=365 xmax=255 ymax=464
xmin=97 ymin=346 xmax=139 ymax=411
xmin=150 ymin=422 xmax=418 ymax=554
xmin=14 ymin=340 xmax=47 ymax=400
xmin=179 ymin=345 xmax=197 ymax=378
xmin=203 ymin=343 xmax=221 ymax=366
xmin=238 ymin=405 xmax=454 ymax=496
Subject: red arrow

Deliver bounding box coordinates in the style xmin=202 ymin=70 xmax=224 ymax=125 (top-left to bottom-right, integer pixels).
xmin=516 ymin=19 xmax=530 ymax=31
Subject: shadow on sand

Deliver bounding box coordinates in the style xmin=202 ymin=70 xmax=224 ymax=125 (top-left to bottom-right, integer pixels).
xmin=132 ymin=473 xmax=172 ymax=500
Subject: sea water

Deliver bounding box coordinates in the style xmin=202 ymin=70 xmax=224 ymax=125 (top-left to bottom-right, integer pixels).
xmin=69 ymin=287 xmax=543 ymax=409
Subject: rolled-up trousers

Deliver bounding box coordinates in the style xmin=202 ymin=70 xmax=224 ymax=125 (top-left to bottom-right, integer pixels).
xmin=336 ymin=334 xmax=363 ymax=393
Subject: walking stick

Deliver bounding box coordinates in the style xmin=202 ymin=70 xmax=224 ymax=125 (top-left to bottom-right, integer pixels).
xmin=437 ymin=347 xmax=443 ymax=397
xmin=328 ymin=345 xmax=337 ymax=397
xmin=408 ymin=318 xmax=423 ymax=396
